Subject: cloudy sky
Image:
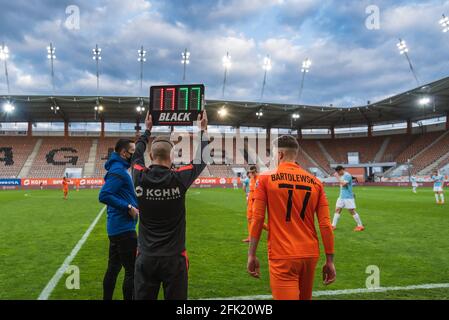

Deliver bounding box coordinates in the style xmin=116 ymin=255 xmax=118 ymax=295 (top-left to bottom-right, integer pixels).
xmin=1 ymin=0 xmax=449 ymax=106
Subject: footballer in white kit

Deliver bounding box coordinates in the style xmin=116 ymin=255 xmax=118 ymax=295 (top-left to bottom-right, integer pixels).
xmin=411 ymin=176 xmax=418 ymax=193
xmin=332 ymin=166 xmax=365 ymax=232
xmin=431 ymin=170 xmax=445 ymax=204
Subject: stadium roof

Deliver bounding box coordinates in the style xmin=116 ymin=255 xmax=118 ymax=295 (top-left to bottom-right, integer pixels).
xmin=2 ymin=77 xmax=449 ymax=129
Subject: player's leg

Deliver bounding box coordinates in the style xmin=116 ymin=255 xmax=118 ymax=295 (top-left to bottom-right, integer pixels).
xmin=134 ymin=254 xmax=161 ymax=300
xmin=332 ymin=200 xmax=343 ymax=229
xmin=349 ymin=205 xmax=364 ymax=231
xmin=163 ymin=253 xmax=189 ymax=300
xmin=269 ymin=259 xmax=299 ymax=300
xmin=434 ymin=191 xmax=440 ymax=204
xmin=116 ymin=232 xmax=137 ymax=300
xmin=298 ymin=257 xmax=319 ymax=300
xmin=439 ymin=191 xmax=445 ymax=204
xmin=103 ymin=240 xmax=122 ymax=300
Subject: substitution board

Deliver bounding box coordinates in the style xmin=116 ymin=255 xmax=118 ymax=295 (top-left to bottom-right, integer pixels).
xmin=149 ymin=84 xmax=205 ymax=125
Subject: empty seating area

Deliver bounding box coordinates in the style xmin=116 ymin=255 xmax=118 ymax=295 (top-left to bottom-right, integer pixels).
xmin=95 ymin=138 xmax=122 ymax=177
xmin=28 ymin=138 xmax=92 ymax=178
xmin=0 ymin=137 xmax=36 ymax=178
xmin=319 ymin=136 xmax=384 ymax=164
xmin=207 ymin=165 xmax=234 ymax=177
xmin=410 ymin=132 xmax=449 ymax=174
xmin=380 ymin=134 xmax=415 ymax=162
xmin=296 ymin=147 xmax=315 ymax=170
xmin=1 ymin=130 xmax=449 ymax=179
xmin=299 ymin=140 xmax=332 ymax=173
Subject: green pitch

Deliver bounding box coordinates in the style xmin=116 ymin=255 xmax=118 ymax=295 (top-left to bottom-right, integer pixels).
xmin=0 ymin=186 xmax=448 ymax=300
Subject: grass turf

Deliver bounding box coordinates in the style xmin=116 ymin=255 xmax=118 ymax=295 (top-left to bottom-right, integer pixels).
xmin=0 ymin=186 xmax=448 ymax=300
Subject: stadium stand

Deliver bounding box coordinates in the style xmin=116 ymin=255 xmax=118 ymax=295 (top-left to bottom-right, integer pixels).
xmin=319 ymin=136 xmax=385 ymax=164
xmin=0 ymin=137 xmax=37 ymax=178
xmin=380 ymin=134 xmax=416 ymax=162
xmin=27 ymin=137 xmax=92 ymax=178
xmin=95 ymin=137 xmax=120 ymax=177
xmin=2 ymin=130 xmax=449 ymax=179
xmin=410 ymin=131 xmax=449 ymax=174
xmin=393 ymin=131 xmax=445 ymax=164
xmin=299 ymin=140 xmax=333 ymax=174
xmin=207 ymin=164 xmax=234 ymax=177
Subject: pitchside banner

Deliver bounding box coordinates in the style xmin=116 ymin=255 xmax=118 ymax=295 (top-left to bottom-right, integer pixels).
xmin=21 ymin=178 xmax=104 ymax=187
xmin=0 ymin=179 xmax=21 ymax=186
xmin=150 ymin=84 xmax=205 ymax=126
xmin=16 ymin=178 xmax=238 ymax=189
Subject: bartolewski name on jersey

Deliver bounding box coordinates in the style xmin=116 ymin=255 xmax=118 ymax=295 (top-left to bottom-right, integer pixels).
xmin=270 ymin=172 xmax=318 ymax=185
xmin=135 ymin=186 xmax=182 ymax=200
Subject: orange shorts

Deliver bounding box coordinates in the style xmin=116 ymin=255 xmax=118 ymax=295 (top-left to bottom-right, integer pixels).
xmin=63 ymin=188 xmax=68 ymax=194
xmin=269 ymin=257 xmax=319 ymax=300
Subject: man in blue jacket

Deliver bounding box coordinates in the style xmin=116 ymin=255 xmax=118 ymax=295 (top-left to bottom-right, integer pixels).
xmin=99 ymin=138 xmax=140 ymax=300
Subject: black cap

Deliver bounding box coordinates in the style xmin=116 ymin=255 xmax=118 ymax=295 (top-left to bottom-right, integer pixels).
xmin=335 ymin=165 xmax=345 ymax=171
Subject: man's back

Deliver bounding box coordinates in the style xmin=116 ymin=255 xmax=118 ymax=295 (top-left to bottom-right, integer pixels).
xmin=255 ymin=162 xmax=329 ymax=259
xmin=133 ymin=164 xmax=201 ymax=256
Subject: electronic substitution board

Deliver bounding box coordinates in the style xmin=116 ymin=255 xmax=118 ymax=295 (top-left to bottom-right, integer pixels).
xmin=149 ymin=84 xmax=205 ymax=125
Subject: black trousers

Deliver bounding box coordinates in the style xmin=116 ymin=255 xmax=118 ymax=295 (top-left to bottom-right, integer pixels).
xmin=103 ymin=231 xmax=137 ymax=300
xmin=134 ymin=252 xmax=189 ymax=300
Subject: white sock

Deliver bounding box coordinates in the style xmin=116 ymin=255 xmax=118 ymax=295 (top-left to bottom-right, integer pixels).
xmin=332 ymin=213 xmax=340 ymax=227
xmin=353 ymin=213 xmax=363 ymax=227
xmin=441 ymin=194 xmax=445 ymax=202
xmin=413 ymin=187 xmax=416 ymax=193
xmin=435 ymin=194 xmax=440 ymax=203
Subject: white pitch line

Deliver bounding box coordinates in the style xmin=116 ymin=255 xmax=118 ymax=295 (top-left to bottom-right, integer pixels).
xmin=205 ymin=283 xmax=449 ymax=300
xmin=37 ymin=206 xmax=106 ymax=300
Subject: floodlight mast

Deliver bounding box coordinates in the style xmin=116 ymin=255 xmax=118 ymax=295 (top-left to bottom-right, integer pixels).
xmin=397 ymin=38 xmax=420 ymax=87
xmin=92 ymin=44 xmax=102 ymax=96
xmin=439 ymin=14 xmax=449 ymax=33
xmin=261 ymin=55 xmax=272 ymax=99
xmin=299 ymin=58 xmax=311 ymax=102
xmin=222 ymin=52 xmax=231 ymax=98
xmin=181 ymin=48 xmax=190 ymax=82
xmin=138 ymin=45 xmax=146 ymax=95
xmin=0 ymin=42 xmax=10 ymax=95
xmin=47 ymin=43 xmax=56 ymax=94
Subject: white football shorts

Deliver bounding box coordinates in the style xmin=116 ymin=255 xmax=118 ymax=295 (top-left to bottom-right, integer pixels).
xmin=336 ymin=197 xmax=356 ymax=209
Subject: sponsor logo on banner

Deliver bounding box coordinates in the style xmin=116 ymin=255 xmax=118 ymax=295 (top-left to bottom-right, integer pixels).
xmin=0 ymin=179 xmax=21 ymax=186
xmin=20 ymin=178 xmax=105 ymax=187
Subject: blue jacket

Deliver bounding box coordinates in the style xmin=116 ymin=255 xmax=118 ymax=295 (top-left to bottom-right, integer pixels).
xmin=99 ymin=152 xmax=138 ymax=236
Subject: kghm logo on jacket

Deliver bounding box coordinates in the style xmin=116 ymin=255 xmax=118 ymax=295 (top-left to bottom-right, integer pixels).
xmin=135 ymin=186 xmax=182 ymax=201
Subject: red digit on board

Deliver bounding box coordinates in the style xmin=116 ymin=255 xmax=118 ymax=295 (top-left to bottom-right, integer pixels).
xmin=167 ymin=88 xmax=176 ymax=111
xmin=160 ymin=88 xmax=164 ymax=111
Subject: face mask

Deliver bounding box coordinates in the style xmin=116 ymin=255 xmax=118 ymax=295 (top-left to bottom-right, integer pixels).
xmin=126 ymin=152 xmax=134 ymax=163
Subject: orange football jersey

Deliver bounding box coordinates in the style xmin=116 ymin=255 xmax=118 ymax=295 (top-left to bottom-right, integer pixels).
xmin=251 ymin=162 xmax=334 ymax=259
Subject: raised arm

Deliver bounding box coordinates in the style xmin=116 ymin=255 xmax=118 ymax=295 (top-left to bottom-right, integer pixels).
xmin=175 ymin=110 xmax=210 ymax=189
xmin=132 ymin=111 xmax=152 ymax=168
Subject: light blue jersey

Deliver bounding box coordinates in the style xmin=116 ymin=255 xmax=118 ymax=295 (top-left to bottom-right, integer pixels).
xmin=243 ymin=177 xmax=250 ymax=195
xmin=432 ymin=175 xmax=444 ymax=188
xmin=339 ymin=172 xmax=354 ymax=199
